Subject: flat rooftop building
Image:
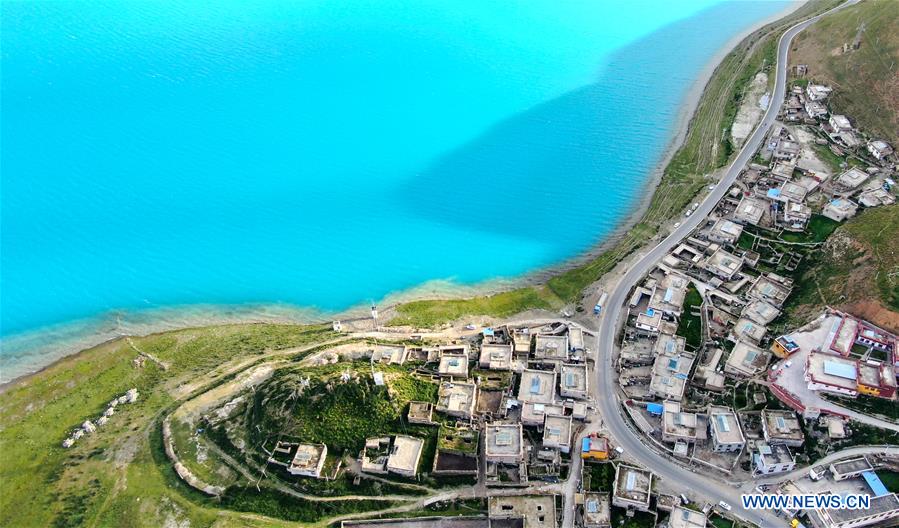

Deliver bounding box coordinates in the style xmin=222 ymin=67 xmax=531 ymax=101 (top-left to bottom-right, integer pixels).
xmin=534 ymin=334 xmax=569 ymax=362
xmin=806 ymin=353 xmax=858 ymax=397
xmin=650 ymin=335 xmax=694 ymax=401
xmin=811 ymin=492 xmax=899 ymax=528
xmin=734 ymin=196 xmax=767 ymax=225
xmin=560 ymin=363 xmax=588 ymax=400
xmin=521 ymin=401 xmax=564 ymax=427
xmin=867 ymin=139 xmax=894 ymax=160
xmin=835 ymin=167 xmax=870 ymax=191
xmin=517 ymin=369 xmax=557 ymax=405
xmin=489 ymin=495 xmax=557 ymax=528
xmin=612 ymin=465 xmax=653 ymax=512
xmin=830 ymin=457 xmax=874 ymax=480
xmin=649 ymin=273 xmax=690 ymax=316
xmin=761 ymin=410 xmax=804 ymax=447
xmin=779 ymin=181 xmax=809 ymax=203
xmin=635 ymin=307 xmax=664 ymax=333
xmin=583 ymin=493 xmax=611 ymax=528
xmin=407 ymin=401 xmax=434 ymax=425
xmin=724 ymin=340 xmax=771 ymax=377
xmin=438 ymin=349 xmax=470 ymax=378
xmin=704 ymin=249 xmax=743 ymax=280
xmin=479 ymin=343 xmax=513 ymax=371
xmin=387 ymin=435 xmax=424 ymax=478
xmin=484 ymin=423 xmax=524 ymax=465
xmin=542 ymin=414 xmax=572 ymax=453
xmin=747 ymin=274 xmax=792 ymax=307
xmin=822 ymin=198 xmax=858 ymax=222
xmin=569 ymin=326 xmax=586 ymax=354
xmin=512 ymin=328 xmax=532 ymax=354
xmin=661 ymin=400 xmax=705 ymax=444
xmin=287 ymin=443 xmax=328 ymax=478
xmin=742 ymin=300 xmax=781 ymax=325
xmin=436 ymin=381 xmax=478 ymax=419
xmin=668 ymin=506 xmax=707 ymax=528
xmin=707 ymin=219 xmax=744 ymax=245
xmin=754 ymin=441 xmax=796 ymax=475
xmin=708 ymin=405 xmax=745 ymax=453
xmin=732 ymin=317 xmax=767 ymax=344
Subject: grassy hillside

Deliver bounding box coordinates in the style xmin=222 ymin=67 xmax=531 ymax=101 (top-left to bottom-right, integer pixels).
xmin=786 ymin=204 xmax=899 ymax=332
xmin=790 ymin=0 xmax=899 ymax=144
xmin=0 ymin=323 xmax=338 ymax=528
xmin=393 ymin=0 xmax=842 ymax=328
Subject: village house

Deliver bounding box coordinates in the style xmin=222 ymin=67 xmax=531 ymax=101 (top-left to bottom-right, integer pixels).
xmin=753 ymin=442 xmax=796 ymax=475
xmin=484 ymin=423 xmax=524 ymax=465
xmin=742 ymin=300 xmax=781 ymax=326
xmin=731 ymin=317 xmax=767 ymax=344
xmin=612 ymin=465 xmax=653 ymax=512
xmin=436 ymin=381 xmax=478 ymax=419
xmin=521 ymin=401 xmax=565 ymax=427
xmin=583 ymin=493 xmax=611 ymax=528
xmin=287 ymin=443 xmax=328 ymax=478
xmin=806 ymin=84 xmax=832 ymax=101
xmin=489 ymin=495 xmax=557 ymax=528
xmin=479 ymin=343 xmax=514 ymax=370
xmin=724 ymin=340 xmax=771 ymax=378
xmin=649 ymin=334 xmax=694 ymax=401
xmin=733 ymin=196 xmax=767 ymax=225
xmin=822 ymin=198 xmax=858 ymax=222
xmin=707 ymin=406 xmax=745 ymax=453
xmin=437 ymin=346 xmax=470 ymax=378
xmin=761 ymin=410 xmax=805 ymax=447
xmin=867 ymin=139 xmax=894 ymax=161
xmin=828 ymin=114 xmax=852 ymax=133
xmin=386 ymin=435 xmax=424 ymax=478
xmin=661 ymin=400 xmax=706 ymax=444
xmin=707 ymin=219 xmax=744 ymax=245
xmin=581 ymin=435 xmax=609 ymax=461
xmin=518 ymin=369 xmax=557 ymax=405
xmin=668 ymin=506 xmax=707 ymax=528
xmin=746 ymin=273 xmax=792 ymax=307
xmin=703 ymin=248 xmax=743 ymax=280
xmin=542 ymin=414 xmax=572 ymax=453
xmin=560 ymin=363 xmax=589 ymax=400
xmin=407 ymin=401 xmax=434 ymax=425
xmin=534 ymin=334 xmax=569 ymax=363
xmin=512 ymin=328 xmax=533 ymax=354
xmin=835 ymin=167 xmax=870 ymax=192
xmin=649 ymin=273 xmax=690 ymax=316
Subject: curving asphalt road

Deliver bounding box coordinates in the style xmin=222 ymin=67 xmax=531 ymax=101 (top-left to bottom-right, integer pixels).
xmin=593 ymin=2 xmax=858 ymax=526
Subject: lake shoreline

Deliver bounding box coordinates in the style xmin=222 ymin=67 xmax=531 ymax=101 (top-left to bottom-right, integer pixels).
xmin=0 ymin=2 xmax=802 ymax=386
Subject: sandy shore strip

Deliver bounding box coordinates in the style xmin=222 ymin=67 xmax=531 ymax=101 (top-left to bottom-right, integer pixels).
xmin=0 ymin=2 xmax=804 ymax=386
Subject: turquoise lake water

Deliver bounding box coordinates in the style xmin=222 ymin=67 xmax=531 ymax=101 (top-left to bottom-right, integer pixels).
xmin=1 ymin=1 xmax=791 ymax=371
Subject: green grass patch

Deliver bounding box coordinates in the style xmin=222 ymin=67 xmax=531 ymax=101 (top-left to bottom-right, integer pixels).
xmin=676 ymin=284 xmax=703 ymax=349
xmin=778 ymin=215 xmax=840 ymax=243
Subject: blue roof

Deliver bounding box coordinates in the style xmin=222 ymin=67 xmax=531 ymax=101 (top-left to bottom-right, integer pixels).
xmin=767 ymin=188 xmax=781 ymax=198
xmin=646 ymin=403 xmax=664 ymax=415
xmin=823 ymin=360 xmax=857 ymax=380
xmin=582 ymin=438 xmax=591 ymax=452
xmin=646 ymin=308 xmax=655 ymax=316
xmin=863 ymin=471 xmax=889 ymax=497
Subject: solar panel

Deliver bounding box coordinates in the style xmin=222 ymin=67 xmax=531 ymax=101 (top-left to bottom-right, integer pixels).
xmin=717 ymin=415 xmax=731 ymax=432
xmin=823 ymin=360 xmax=857 ymax=380
xmin=626 ymin=472 xmax=636 ymax=491
xmin=776 ymin=417 xmax=786 ymax=430
xmin=566 ymin=373 xmax=575 ymax=387
xmin=530 ymin=377 xmax=541 ymax=394
xmin=586 ymin=500 xmax=598 ymax=513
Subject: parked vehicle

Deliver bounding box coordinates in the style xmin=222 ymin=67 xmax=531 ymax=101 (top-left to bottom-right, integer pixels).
xmin=594 ymin=292 xmax=609 ymax=315
xmin=718 ymin=501 xmax=732 ymax=512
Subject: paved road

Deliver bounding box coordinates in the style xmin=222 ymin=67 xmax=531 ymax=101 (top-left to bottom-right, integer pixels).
xmin=592 ymin=2 xmax=858 ymax=527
